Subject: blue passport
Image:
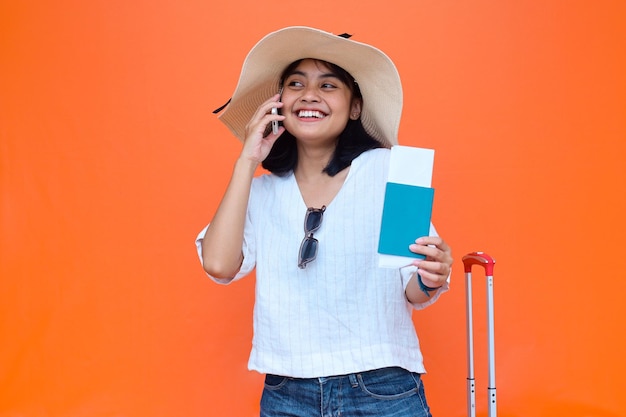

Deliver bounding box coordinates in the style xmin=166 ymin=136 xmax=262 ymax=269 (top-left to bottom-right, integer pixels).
xmin=377 ymin=182 xmax=434 ymax=259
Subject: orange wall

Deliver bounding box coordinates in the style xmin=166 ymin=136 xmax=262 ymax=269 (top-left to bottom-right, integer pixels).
xmin=1 ymin=1 xmax=625 ymax=416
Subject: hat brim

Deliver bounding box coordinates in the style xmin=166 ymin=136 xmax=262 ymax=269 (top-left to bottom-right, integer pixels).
xmin=217 ymin=26 xmax=402 ymax=147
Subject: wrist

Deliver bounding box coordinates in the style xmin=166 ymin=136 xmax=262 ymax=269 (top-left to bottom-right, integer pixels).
xmin=417 ymin=274 xmax=442 ymax=297
xmin=235 ymin=156 xmax=260 ymax=175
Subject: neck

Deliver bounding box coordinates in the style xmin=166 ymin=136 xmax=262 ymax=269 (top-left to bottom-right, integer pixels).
xmin=294 ymin=144 xmax=335 ymax=181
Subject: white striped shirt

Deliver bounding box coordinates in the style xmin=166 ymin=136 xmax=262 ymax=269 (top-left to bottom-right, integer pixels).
xmin=196 ymin=148 xmax=448 ymax=378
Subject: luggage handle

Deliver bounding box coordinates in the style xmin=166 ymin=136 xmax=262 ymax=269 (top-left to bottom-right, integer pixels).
xmin=462 ymin=252 xmax=497 ymax=417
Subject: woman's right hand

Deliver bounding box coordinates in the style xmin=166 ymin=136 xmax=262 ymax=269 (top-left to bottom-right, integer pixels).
xmin=241 ymin=94 xmax=285 ymax=163
xmin=201 ymin=95 xmax=285 ymax=279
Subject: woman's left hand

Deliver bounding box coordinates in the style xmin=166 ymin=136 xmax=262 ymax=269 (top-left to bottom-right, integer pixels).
xmin=409 ymin=236 xmax=453 ymax=288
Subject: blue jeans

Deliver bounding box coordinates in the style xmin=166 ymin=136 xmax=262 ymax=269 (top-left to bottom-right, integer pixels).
xmin=259 ymin=367 xmax=432 ymax=417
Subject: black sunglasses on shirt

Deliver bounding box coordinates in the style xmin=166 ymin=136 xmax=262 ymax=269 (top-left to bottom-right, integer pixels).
xmin=298 ymin=206 xmax=326 ymax=269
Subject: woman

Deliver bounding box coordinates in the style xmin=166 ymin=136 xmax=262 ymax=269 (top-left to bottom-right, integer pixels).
xmin=197 ymin=26 xmax=453 ymax=417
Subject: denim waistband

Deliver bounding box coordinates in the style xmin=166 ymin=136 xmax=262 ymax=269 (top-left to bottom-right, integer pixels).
xmin=266 ymin=366 xmax=420 ymax=384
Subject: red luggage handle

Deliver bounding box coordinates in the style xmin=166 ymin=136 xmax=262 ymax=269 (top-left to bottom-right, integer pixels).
xmin=462 ymin=251 xmax=495 ymax=276
xmin=462 ymin=252 xmax=497 ymax=417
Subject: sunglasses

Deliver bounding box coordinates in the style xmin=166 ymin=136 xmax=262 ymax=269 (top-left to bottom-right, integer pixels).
xmin=298 ymin=206 xmax=326 ymax=269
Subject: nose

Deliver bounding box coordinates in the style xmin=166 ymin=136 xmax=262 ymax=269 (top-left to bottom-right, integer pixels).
xmin=300 ymin=85 xmax=320 ymax=102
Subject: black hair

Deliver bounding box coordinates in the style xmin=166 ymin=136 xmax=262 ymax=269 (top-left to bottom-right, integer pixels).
xmin=261 ymin=59 xmax=384 ymax=177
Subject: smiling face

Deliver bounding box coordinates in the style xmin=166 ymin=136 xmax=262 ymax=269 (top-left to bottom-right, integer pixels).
xmin=280 ymin=59 xmax=362 ymax=146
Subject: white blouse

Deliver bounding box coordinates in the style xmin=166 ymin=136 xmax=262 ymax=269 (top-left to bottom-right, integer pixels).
xmin=196 ymin=148 xmax=448 ymax=378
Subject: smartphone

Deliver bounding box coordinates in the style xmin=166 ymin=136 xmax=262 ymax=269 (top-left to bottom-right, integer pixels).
xmin=271 ymin=88 xmax=283 ymax=135
xmin=271 ymin=107 xmax=279 ymax=135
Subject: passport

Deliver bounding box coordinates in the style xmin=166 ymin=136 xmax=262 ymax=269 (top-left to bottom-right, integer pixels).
xmin=377 ymin=146 xmax=435 ymax=268
xmin=378 ymin=182 xmax=434 ymax=259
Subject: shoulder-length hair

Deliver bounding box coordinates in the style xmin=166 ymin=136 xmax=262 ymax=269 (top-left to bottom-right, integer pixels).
xmin=262 ymin=59 xmax=384 ymax=177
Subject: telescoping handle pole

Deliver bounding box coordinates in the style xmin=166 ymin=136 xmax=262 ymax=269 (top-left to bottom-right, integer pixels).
xmin=462 ymin=252 xmax=497 ymax=417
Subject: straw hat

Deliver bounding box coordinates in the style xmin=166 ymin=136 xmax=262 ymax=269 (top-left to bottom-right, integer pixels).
xmin=215 ymin=26 xmax=403 ymax=147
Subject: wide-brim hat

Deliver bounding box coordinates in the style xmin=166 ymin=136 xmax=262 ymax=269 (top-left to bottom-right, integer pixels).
xmin=215 ymin=26 xmax=402 ymax=147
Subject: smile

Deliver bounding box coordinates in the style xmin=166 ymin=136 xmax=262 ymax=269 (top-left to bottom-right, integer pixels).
xmin=297 ymin=110 xmax=327 ymax=119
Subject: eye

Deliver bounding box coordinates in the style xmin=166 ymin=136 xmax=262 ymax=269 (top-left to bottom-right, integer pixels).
xmin=321 ymin=82 xmax=337 ymax=89
xmin=286 ymin=79 xmax=304 ymax=88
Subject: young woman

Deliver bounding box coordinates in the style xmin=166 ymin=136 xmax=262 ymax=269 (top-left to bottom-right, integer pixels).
xmin=196 ymin=27 xmax=453 ymax=417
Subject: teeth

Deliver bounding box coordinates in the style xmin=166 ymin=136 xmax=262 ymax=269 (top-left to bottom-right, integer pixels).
xmin=298 ymin=110 xmax=325 ymax=118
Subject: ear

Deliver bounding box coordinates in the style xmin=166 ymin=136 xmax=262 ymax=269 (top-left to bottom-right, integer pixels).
xmin=350 ymin=99 xmax=362 ymax=120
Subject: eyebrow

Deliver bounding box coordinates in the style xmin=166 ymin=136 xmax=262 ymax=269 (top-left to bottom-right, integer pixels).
xmin=286 ymin=70 xmax=340 ymax=80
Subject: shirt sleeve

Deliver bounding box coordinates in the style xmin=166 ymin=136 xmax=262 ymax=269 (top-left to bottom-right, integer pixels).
xmin=195 ymin=219 xmax=256 ymax=284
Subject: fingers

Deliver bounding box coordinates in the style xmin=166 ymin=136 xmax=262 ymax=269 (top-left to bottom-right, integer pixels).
xmin=245 ymin=94 xmax=284 ymax=139
xmin=409 ymin=236 xmax=451 ymax=260
xmin=241 ymin=95 xmax=286 ymax=162
xmin=414 ymin=260 xmax=450 ymax=287
xmin=409 ymin=236 xmax=453 ymax=287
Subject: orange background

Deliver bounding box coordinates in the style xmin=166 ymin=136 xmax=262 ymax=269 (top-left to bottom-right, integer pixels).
xmin=1 ymin=1 xmax=625 ymax=416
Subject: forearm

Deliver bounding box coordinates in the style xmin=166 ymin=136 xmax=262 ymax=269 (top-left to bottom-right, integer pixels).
xmin=201 ymin=157 xmax=258 ymax=278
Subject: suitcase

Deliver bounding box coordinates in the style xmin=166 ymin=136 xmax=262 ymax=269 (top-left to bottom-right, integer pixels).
xmin=462 ymin=252 xmax=497 ymax=417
